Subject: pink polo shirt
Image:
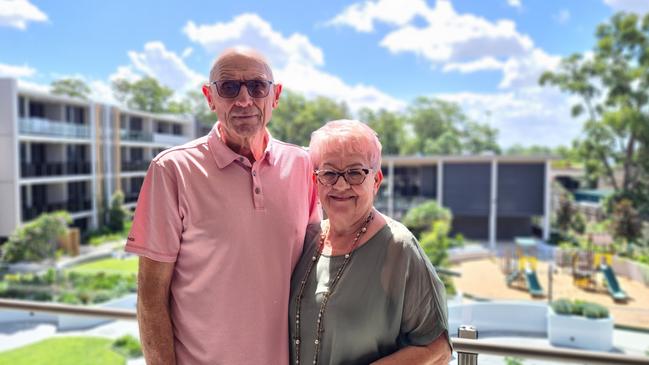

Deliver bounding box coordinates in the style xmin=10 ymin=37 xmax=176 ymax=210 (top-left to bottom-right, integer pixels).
xmin=125 ymin=126 xmax=320 ymax=365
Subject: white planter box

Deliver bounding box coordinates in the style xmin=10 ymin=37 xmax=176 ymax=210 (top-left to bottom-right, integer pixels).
xmin=547 ymin=309 xmax=613 ymax=351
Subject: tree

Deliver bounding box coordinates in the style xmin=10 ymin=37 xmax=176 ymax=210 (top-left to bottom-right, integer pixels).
xmin=107 ymin=190 xmax=127 ymax=232
xmin=51 ymin=78 xmax=91 ymax=99
xmin=611 ymin=199 xmax=642 ymax=245
xmin=358 ymin=108 xmax=406 ymax=155
xmin=402 ymin=200 xmax=452 ymax=238
xmin=402 ymin=97 xmax=500 ymax=155
xmin=269 ymin=90 xmax=350 ymax=147
xmin=112 ymin=77 xmax=174 ymax=113
xmin=540 ymin=13 xmax=649 ymax=209
xmin=1 ymin=211 xmax=71 ymax=263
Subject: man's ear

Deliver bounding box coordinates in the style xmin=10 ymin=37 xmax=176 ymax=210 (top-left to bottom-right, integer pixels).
xmin=202 ymin=84 xmax=215 ymax=111
xmin=272 ymin=83 xmax=283 ymax=109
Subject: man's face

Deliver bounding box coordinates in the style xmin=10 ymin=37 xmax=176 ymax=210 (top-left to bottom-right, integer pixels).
xmin=203 ymin=53 xmax=281 ymax=144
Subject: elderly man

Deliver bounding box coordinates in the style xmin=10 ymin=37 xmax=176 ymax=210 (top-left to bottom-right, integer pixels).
xmin=125 ymin=48 xmax=320 ymax=365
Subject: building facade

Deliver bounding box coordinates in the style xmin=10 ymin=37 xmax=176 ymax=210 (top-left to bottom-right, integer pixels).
xmin=376 ymin=156 xmax=552 ymax=248
xmin=0 ymin=78 xmax=197 ymax=241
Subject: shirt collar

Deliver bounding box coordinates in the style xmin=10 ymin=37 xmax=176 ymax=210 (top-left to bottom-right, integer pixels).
xmin=207 ymin=122 xmax=276 ymax=169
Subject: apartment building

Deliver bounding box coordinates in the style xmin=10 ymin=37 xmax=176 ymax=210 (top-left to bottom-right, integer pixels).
xmin=0 ymin=78 xmax=196 ymax=241
xmin=376 ymin=155 xmax=553 ymax=248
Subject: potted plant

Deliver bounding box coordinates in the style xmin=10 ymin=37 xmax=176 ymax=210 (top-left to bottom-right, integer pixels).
xmin=548 ymin=298 xmax=613 ymax=351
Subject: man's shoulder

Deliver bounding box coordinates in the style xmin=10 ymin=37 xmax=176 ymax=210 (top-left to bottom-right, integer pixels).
xmin=152 ymin=135 xmax=210 ymax=164
xmin=270 ymin=138 xmax=309 ymax=158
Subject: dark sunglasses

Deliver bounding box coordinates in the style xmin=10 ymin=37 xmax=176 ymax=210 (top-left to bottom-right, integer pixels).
xmin=314 ymin=168 xmax=371 ymax=186
xmin=210 ymin=80 xmax=273 ymax=98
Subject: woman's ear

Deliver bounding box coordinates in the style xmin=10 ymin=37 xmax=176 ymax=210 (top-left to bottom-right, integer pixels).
xmin=374 ymin=169 xmax=383 ymax=194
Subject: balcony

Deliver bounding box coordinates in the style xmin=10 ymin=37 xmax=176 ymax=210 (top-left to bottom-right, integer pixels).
xmin=21 ymin=200 xmax=92 ymax=221
xmin=20 ymin=162 xmax=91 ymax=178
xmin=153 ymin=132 xmax=186 ymax=146
xmin=19 ymin=118 xmax=90 ymax=139
xmin=121 ymin=160 xmax=150 ymax=172
xmin=119 ymin=129 xmax=153 ymax=142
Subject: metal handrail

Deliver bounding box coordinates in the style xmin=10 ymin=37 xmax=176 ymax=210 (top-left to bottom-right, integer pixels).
xmin=0 ymin=298 xmax=136 ymax=321
xmin=0 ymin=299 xmax=648 ymax=364
xmin=453 ymin=338 xmax=649 ymax=365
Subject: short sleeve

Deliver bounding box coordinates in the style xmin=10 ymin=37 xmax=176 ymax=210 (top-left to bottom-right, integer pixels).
xmin=124 ymin=160 xmax=182 ymax=262
xmin=399 ymin=236 xmax=451 ymax=349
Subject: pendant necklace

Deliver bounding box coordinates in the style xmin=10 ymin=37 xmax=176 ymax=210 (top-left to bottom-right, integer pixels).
xmin=293 ymin=211 xmax=374 ymax=365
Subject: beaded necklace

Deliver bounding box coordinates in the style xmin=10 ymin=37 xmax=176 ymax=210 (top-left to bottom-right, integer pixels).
xmin=293 ymin=211 xmax=374 ymax=365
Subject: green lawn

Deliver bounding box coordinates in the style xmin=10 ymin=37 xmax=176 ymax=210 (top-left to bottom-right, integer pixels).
xmin=67 ymin=257 xmax=138 ymax=275
xmin=0 ymin=337 xmax=126 ymax=365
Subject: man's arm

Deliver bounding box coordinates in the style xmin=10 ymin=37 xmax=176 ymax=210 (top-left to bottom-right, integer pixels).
xmin=371 ymin=333 xmax=452 ymax=365
xmin=137 ymin=256 xmax=176 ymax=365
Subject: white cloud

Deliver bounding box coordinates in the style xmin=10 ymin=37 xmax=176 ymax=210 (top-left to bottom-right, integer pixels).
xmin=184 ymin=14 xmax=404 ymax=112
xmin=553 ymin=9 xmax=571 ymax=24
xmin=124 ymin=41 xmax=204 ymax=91
xmin=0 ymin=0 xmax=47 ymax=29
xmin=181 ymin=47 xmax=193 ymax=59
xmin=183 ymin=13 xmax=324 ymax=69
xmin=0 ymin=62 xmax=35 ymax=77
xmin=603 ymin=0 xmax=649 ymax=14
xmin=331 ymin=0 xmax=536 ymax=80
xmin=276 ymin=61 xmax=405 ymax=112
xmin=443 ymin=57 xmax=504 ymax=73
xmin=437 ymin=88 xmax=582 ymax=147
xmin=499 ymin=49 xmax=560 ymax=89
xmin=507 ymin=0 xmax=522 ymax=8
xmin=326 ymin=0 xmax=429 ymax=32
xmin=379 ymin=1 xmax=534 ymax=64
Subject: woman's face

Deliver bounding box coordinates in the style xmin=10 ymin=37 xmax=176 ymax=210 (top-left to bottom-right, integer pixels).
xmin=316 ymin=150 xmax=382 ymax=228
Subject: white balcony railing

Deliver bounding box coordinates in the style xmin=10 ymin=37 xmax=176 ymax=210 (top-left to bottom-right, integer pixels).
xmin=19 ymin=117 xmax=90 ymax=139
xmin=153 ymin=133 xmax=187 ymax=146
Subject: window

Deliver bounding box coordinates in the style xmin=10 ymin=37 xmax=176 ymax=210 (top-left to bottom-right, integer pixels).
xmin=29 ymin=102 xmax=45 ymax=118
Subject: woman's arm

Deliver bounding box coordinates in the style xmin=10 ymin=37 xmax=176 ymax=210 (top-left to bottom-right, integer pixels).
xmin=371 ymin=333 xmax=452 ymax=365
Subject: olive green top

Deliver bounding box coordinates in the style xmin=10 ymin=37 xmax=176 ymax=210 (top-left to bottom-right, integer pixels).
xmin=289 ymin=218 xmax=450 ymax=365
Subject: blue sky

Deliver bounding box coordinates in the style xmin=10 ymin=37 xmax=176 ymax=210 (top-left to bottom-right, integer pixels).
xmin=2 ymin=0 xmax=648 ymax=147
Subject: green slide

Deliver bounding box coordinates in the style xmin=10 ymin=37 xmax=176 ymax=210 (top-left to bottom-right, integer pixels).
xmin=524 ymin=269 xmax=544 ymax=297
xmin=601 ymin=265 xmax=628 ymax=301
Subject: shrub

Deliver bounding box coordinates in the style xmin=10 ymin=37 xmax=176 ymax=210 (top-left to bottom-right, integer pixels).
xmin=551 ymin=298 xmax=609 ymax=319
xmin=107 ymin=190 xmax=128 ymax=232
xmin=551 ymin=298 xmax=573 ymax=315
xmin=582 ymin=303 xmax=609 ymax=319
xmin=402 ymin=200 xmax=451 ymax=238
xmin=504 ymin=357 xmax=524 ymax=365
xmin=1 ymin=211 xmax=71 ymax=263
xmin=112 ymin=335 xmax=142 ymax=358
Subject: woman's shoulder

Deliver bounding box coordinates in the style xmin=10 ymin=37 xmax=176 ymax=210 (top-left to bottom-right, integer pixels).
xmin=383 ymin=217 xmax=418 ymax=248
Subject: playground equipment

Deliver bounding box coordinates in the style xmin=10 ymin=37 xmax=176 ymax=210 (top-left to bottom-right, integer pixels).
xmin=570 ymin=235 xmax=628 ymax=302
xmin=503 ymin=237 xmax=545 ymax=297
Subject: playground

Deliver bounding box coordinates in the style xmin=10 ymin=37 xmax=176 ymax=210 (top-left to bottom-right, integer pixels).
xmin=451 ymin=255 xmax=649 ymax=329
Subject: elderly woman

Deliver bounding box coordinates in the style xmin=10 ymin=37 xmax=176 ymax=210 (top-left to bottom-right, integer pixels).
xmin=289 ymin=120 xmax=452 ymax=365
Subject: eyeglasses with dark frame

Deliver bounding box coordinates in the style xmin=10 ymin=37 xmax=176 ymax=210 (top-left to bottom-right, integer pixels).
xmin=210 ymin=80 xmax=274 ymax=98
xmin=314 ymin=168 xmax=372 ymax=186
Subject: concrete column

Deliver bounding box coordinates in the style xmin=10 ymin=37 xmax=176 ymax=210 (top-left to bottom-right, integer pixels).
xmin=0 ymin=78 xmax=21 ymax=235
xmin=90 ymin=102 xmax=98 ymax=229
xmin=489 ymin=159 xmax=498 ymax=250
xmin=437 ymin=160 xmax=444 ymax=206
xmin=543 ymin=160 xmax=552 ymax=241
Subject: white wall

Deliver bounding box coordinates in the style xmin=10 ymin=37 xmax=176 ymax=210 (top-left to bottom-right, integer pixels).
xmin=0 ymin=78 xmax=19 ymax=238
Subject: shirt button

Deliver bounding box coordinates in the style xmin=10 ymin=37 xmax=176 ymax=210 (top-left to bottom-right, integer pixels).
xmin=238 ymin=157 xmax=244 ymax=163
xmin=255 ymin=187 xmax=261 ymax=194
xmin=252 ymin=171 xmax=257 ymax=177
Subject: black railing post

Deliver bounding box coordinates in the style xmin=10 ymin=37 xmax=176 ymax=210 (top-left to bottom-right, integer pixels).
xmin=457 ymin=325 xmax=478 ymax=365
